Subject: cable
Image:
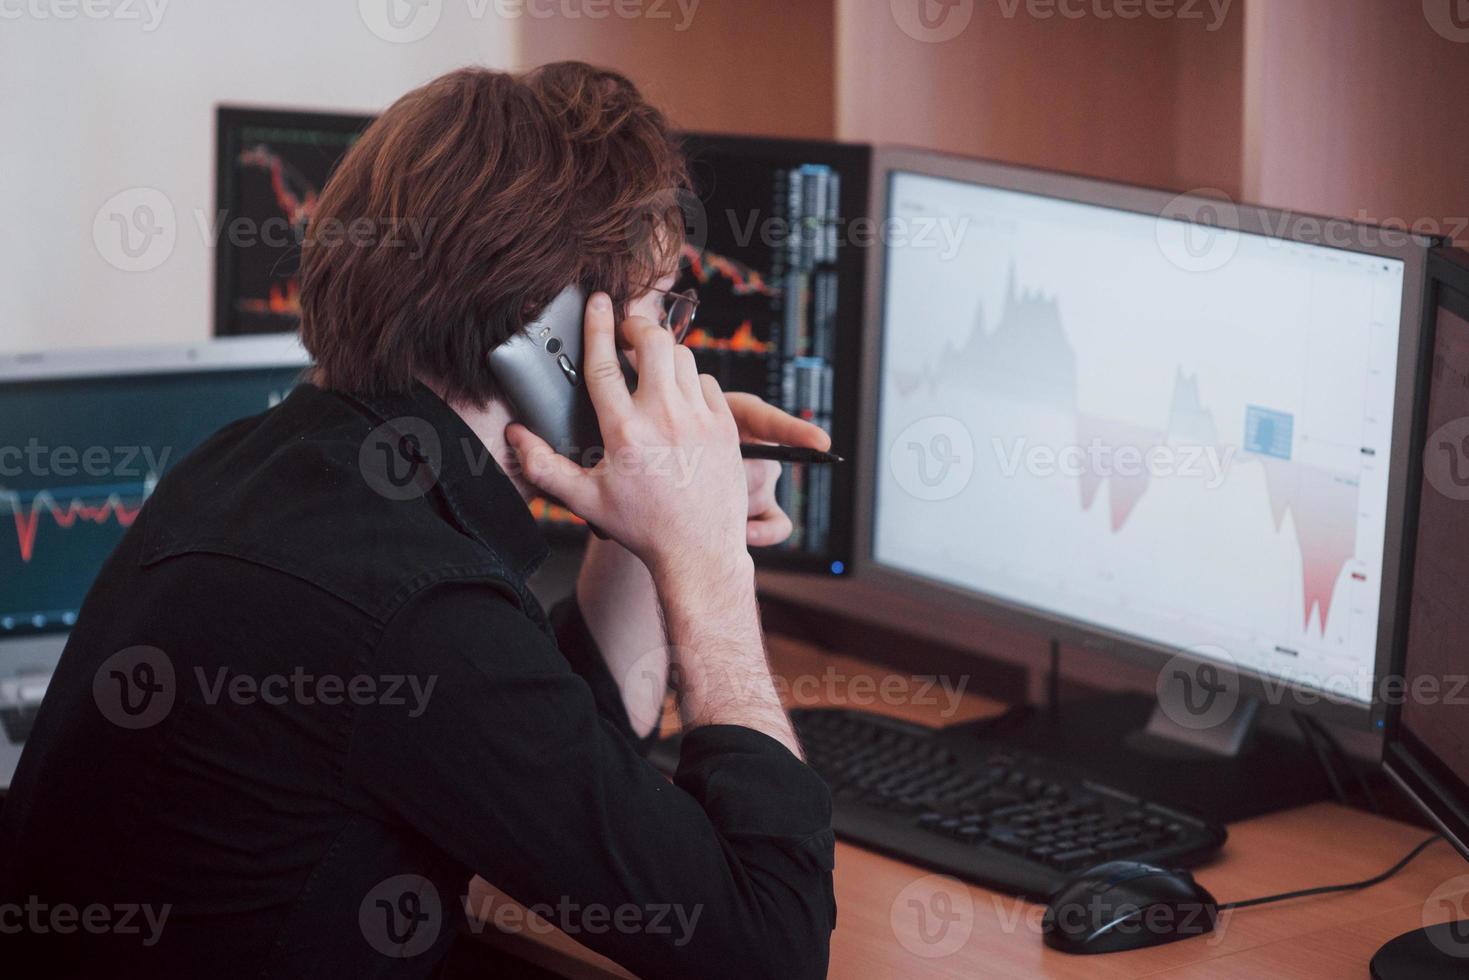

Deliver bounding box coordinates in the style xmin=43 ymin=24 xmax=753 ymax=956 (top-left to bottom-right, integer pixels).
xmin=1299 ymin=712 xmax=1381 ymax=814
xmin=1218 ymin=834 xmax=1442 ymax=911
xmin=1294 ymin=711 xmax=1347 ymax=806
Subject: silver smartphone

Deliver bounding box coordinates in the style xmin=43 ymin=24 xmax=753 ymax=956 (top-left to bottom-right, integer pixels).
xmin=486 ymin=284 xmax=605 ymax=465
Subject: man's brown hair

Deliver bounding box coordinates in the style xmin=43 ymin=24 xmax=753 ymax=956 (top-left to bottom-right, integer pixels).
xmin=299 ymin=62 xmax=690 ymax=406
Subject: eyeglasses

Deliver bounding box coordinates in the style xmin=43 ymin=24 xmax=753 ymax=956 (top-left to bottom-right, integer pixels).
xmin=648 ymin=285 xmax=699 ymax=342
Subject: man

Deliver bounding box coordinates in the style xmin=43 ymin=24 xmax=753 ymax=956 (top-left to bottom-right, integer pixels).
xmin=0 ymin=63 xmax=836 ymax=979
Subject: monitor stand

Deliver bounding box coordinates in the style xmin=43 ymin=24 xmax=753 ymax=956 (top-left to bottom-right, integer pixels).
xmin=941 ymin=686 xmax=1332 ymax=824
xmin=1370 ymin=923 xmax=1469 ymax=978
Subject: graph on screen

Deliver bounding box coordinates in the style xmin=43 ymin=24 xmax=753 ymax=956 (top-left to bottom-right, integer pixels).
xmin=5 ymin=482 xmax=152 ymax=565
xmin=874 ymin=172 xmax=1406 ymax=702
xmin=0 ymin=368 xmax=302 ymax=636
xmin=215 ymin=111 xmax=369 ymax=336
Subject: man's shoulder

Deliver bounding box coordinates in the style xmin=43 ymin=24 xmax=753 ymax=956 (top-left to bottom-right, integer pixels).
xmin=136 ymin=385 xmax=521 ymax=622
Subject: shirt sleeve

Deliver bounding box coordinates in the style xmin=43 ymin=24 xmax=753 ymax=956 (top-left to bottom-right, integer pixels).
xmin=345 ymin=581 xmax=836 ymax=980
xmin=547 ymin=596 xmax=660 ymax=757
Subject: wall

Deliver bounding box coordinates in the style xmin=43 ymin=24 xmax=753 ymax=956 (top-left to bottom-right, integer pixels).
xmin=835 ymin=0 xmax=1193 ymax=189
xmin=1243 ymin=0 xmax=1469 ymax=239
xmin=0 ymin=1 xmax=514 ymax=354
xmin=516 ymin=0 xmax=837 ymax=138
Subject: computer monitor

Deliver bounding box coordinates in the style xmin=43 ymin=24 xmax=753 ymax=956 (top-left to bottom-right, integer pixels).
xmin=859 ymin=148 xmax=1435 ymax=741
xmin=1372 ymin=246 xmax=1469 ymax=975
xmin=213 ymin=106 xmax=373 ymax=337
xmin=0 ymin=336 xmax=310 ymax=785
xmin=675 ymin=134 xmax=870 ymax=574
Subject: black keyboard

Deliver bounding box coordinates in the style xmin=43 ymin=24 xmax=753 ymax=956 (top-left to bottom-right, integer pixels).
xmin=795 ymin=707 xmax=1226 ymax=899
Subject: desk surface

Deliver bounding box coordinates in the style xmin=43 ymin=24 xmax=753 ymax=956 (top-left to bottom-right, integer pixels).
xmin=467 ymin=634 xmax=1469 ymax=979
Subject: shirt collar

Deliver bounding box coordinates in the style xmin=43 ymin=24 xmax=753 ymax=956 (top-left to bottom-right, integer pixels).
xmin=338 ymin=382 xmax=550 ymax=582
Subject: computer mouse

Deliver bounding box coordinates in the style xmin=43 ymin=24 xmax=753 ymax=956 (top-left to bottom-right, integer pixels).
xmin=1042 ymin=860 xmax=1218 ymax=955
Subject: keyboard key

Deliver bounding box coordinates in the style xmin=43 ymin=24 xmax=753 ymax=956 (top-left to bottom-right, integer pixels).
xmin=1049 ymin=848 xmax=1100 ymax=870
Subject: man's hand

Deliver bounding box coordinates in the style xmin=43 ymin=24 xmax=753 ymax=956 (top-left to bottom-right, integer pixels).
xmin=725 ymin=392 xmax=831 ymax=549
xmin=507 ymin=293 xmax=800 ymax=757
xmin=505 ymin=292 xmax=749 ymax=585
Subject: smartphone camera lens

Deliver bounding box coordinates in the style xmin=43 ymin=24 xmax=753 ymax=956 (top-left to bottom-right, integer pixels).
xmin=545 ymin=338 xmax=564 ymax=355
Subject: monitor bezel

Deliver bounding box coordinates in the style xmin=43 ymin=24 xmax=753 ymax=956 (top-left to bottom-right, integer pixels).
xmin=0 ymin=334 xmax=311 ymax=383
xmin=854 ymin=146 xmax=1438 ymax=731
xmin=1381 ymin=247 xmax=1469 ymax=862
xmin=213 ymin=105 xmax=374 ymax=339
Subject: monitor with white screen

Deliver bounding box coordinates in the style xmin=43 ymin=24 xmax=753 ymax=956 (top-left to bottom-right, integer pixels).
xmin=863 ymin=151 xmax=1434 ymax=732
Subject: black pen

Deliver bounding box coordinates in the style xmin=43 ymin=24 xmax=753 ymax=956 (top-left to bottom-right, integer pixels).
xmin=739 ymin=445 xmax=845 ymax=465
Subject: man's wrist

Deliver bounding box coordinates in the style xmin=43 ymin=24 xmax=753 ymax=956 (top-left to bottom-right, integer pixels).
xmin=650 ymin=550 xmax=756 ymax=613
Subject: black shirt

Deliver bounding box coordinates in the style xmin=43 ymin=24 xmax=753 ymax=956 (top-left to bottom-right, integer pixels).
xmin=0 ymin=382 xmax=836 ymax=979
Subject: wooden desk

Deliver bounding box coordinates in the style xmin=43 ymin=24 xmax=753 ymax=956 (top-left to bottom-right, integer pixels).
xmin=468 ymin=634 xmax=1468 ymax=979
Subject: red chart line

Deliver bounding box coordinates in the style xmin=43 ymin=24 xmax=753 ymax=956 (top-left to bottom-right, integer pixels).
xmin=4 ymin=490 xmax=147 ymax=563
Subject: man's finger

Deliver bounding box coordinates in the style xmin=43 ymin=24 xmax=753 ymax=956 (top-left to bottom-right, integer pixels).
xmin=505 ymin=423 xmax=597 ymax=516
xmin=582 ymin=292 xmax=632 ymax=418
xmin=747 ymin=509 xmax=794 ymax=549
xmin=746 ymin=459 xmax=781 ymax=513
xmin=726 ymin=392 xmax=832 ymax=451
xmin=622 ymin=315 xmax=676 ymax=396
